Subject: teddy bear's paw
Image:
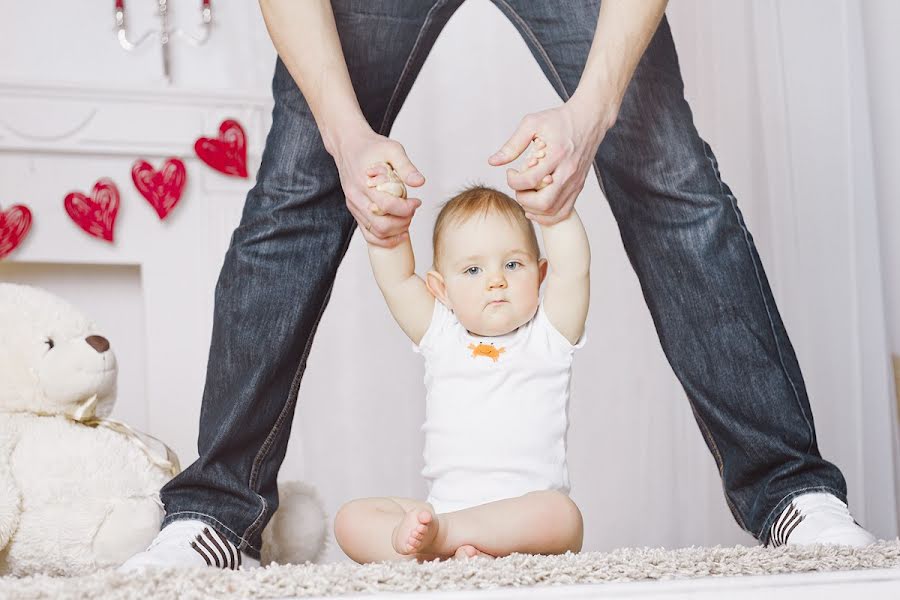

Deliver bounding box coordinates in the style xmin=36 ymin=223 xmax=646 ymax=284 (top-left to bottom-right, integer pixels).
xmin=261 ymin=480 xmax=328 ymax=565
xmin=92 ymin=497 xmax=164 ymax=565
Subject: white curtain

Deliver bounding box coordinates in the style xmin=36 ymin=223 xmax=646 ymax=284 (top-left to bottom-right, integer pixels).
xmin=285 ymin=0 xmax=899 ymax=562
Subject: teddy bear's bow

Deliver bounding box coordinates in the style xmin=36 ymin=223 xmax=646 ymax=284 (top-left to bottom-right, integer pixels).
xmin=72 ymin=394 xmax=181 ymax=478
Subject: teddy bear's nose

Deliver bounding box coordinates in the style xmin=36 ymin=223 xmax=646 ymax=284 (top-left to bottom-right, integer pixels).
xmin=85 ymin=335 xmax=110 ymax=353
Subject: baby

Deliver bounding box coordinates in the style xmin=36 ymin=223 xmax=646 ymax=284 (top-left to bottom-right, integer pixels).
xmin=334 ymin=152 xmax=591 ymax=563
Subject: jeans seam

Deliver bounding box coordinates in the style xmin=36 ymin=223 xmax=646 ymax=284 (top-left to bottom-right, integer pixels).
xmin=493 ymin=0 xmax=569 ymax=102
xmin=757 ymin=485 xmax=847 ymax=543
xmin=700 ymin=141 xmax=815 ymax=454
xmin=378 ymin=0 xmax=447 ymax=135
xmin=163 ymin=510 xmax=260 ymax=554
xmin=688 ymin=402 xmax=749 ymax=531
xmin=242 ymin=218 xmax=358 ymax=545
xmin=492 ymin=0 xmax=610 ymax=199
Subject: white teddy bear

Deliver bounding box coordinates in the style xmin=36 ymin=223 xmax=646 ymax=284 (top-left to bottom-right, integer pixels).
xmin=0 ymin=283 xmax=327 ymax=576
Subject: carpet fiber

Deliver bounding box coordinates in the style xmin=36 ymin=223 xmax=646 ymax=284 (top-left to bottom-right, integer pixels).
xmin=3 ymin=541 xmax=899 ymax=599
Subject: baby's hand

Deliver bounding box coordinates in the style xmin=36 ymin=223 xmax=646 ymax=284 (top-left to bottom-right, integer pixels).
xmin=522 ymin=137 xmax=553 ymax=191
xmin=366 ymin=162 xmax=408 ymax=215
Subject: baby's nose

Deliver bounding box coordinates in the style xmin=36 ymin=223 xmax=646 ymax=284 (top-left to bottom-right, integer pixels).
xmin=85 ymin=335 xmax=110 ymax=353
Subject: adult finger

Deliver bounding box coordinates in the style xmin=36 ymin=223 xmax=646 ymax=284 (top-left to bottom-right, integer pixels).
xmin=368 ymin=212 xmax=414 ymax=239
xmin=488 ymin=118 xmax=537 ymax=166
xmin=514 ymin=187 xmax=553 ymax=217
xmin=367 ymin=189 xmax=421 ymax=219
xmin=365 ymin=163 xmax=389 ymax=177
xmin=347 ymin=198 xmax=406 ymax=246
xmin=386 ymin=148 xmax=426 ymax=187
xmin=507 ymin=165 xmax=555 ymax=192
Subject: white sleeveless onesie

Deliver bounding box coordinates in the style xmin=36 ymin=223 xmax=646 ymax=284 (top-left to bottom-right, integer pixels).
xmin=412 ymin=298 xmax=585 ymax=514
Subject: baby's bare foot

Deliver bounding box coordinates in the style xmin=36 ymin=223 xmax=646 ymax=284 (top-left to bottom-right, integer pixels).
xmin=392 ymin=508 xmax=438 ymax=555
xmin=453 ymin=544 xmax=494 ymax=560
xmin=453 ymin=544 xmax=496 ymax=560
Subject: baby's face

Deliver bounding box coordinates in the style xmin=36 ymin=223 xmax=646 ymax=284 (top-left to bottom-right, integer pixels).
xmin=434 ymin=211 xmax=546 ymax=337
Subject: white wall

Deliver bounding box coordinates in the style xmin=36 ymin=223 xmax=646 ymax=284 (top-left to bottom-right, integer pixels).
xmin=1 ymin=0 xmax=897 ymax=565
xmin=860 ymin=0 xmax=900 ymax=357
xmin=0 ymin=1 xmax=274 ymax=90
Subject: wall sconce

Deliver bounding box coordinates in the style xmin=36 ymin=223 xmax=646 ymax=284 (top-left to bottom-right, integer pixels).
xmin=114 ymin=0 xmax=213 ymax=82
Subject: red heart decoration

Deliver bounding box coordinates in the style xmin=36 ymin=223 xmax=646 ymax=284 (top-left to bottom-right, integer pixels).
xmin=0 ymin=204 xmax=33 ymax=260
xmin=194 ymin=119 xmax=248 ymax=178
xmin=132 ymin=157 xmax=187 ymax=220
xmin=64 ymin=179 xmax=120 ymax=242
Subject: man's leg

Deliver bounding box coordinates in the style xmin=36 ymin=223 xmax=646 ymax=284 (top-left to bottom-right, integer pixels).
xmin=156 ymin=0 xmax=466 ymax=561
xmin=495 ymin=0 xmax=854 ymax=544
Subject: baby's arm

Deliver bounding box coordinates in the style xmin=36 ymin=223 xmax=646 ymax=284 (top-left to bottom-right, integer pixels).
xmin=365 ymin=165 xmax=434 ymax=345
xmin=539 ymin=208 xmax=591 ymax=345
xmin=368 ymin=240 xmax=434 ymax=345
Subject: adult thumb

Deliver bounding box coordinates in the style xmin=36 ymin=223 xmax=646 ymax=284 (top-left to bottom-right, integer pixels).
xmin=388 ymin=149 xmax=426 ymax=187
xmin=488 ymin=123 xmax=534 ymax=166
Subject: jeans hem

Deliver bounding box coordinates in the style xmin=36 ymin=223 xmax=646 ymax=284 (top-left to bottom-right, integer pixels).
xmin=162 ymin=511 xmax=262 ymax=559
xmin=757 ymin=485 xmax=848 ymax=545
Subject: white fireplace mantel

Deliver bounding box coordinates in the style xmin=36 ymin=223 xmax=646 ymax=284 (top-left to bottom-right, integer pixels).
xmin=0 ymin=80 xmax=273 ymax=462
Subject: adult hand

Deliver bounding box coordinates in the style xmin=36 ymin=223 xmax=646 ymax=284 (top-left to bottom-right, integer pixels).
xmin=487 ymin=95 xmax=616 ymax=225
xmin=331 ymin=127 xmax=425 ymax=248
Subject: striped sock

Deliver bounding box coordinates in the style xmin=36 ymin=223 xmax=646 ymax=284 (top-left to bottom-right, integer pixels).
xmin=768 ymin=501 xmax=805 ymax=547
xmin=189 ymin=526 xmax=244 ymax=569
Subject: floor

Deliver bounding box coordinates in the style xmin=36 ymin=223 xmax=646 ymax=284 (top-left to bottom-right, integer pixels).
xmin=294 ymin=567 xmax=900 ymax=600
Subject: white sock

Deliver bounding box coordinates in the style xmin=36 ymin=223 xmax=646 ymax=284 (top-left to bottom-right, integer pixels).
xmin=117 ymin=519 xmax=260 ymax=572
xmin=769 ymin=492 xmax=876 ymax=548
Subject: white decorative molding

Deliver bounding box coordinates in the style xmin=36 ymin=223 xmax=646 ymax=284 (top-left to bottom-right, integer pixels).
xmin=1 ymin=108 xmax=97 ymax=142
xmin=0 ymin=80 xmax=272 ymax=158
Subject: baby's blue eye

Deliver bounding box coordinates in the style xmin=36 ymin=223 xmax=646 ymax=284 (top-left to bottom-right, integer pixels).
xmin=505 ymin=261 xmax=521 ymax=270
xmin=465 ymin=266 xmax=481 ymax=275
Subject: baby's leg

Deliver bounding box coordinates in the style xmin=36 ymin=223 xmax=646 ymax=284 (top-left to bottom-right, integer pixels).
xmin=333 ymin=497 xmax=439 ymax=564
xmin=432 ymin=490 xmax=583 ymax=558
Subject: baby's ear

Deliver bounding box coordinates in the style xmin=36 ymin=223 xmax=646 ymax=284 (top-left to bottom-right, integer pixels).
xmin=425 ymin=270 xmax=451 ymax=309
xmin=538 ymin=258 xmax=549 ymax=285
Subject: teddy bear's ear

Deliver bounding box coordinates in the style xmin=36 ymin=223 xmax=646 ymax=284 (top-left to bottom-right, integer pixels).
xmin=0 ymin=283 xmax=117 ymax=419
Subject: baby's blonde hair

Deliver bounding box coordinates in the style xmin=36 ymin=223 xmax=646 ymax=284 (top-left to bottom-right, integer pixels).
xmin=432 ymin=185 xmax=540 ymax=271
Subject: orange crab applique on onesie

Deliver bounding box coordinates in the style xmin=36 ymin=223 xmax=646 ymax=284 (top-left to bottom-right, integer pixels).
xmin=467 ymin=342 xmax=506 ymax=363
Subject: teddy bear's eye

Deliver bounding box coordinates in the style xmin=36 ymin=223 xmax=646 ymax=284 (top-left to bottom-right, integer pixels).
xmin=45 ymin=338 xmax=55 ymax=350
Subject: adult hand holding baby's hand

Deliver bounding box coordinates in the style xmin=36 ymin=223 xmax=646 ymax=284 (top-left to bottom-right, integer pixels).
xmin=331 ymin=128 xmax=424 ymax=248
xmin=488 ymin=96 xmax=615 ymax=225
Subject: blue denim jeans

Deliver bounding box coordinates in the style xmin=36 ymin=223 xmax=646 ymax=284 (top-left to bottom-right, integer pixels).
xmin=160 ymin=0 xmax=847 ymax=558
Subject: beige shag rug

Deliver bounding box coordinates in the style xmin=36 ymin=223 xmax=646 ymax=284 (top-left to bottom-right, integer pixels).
xmin=2 ymin=541 xmax=899 ymax=600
